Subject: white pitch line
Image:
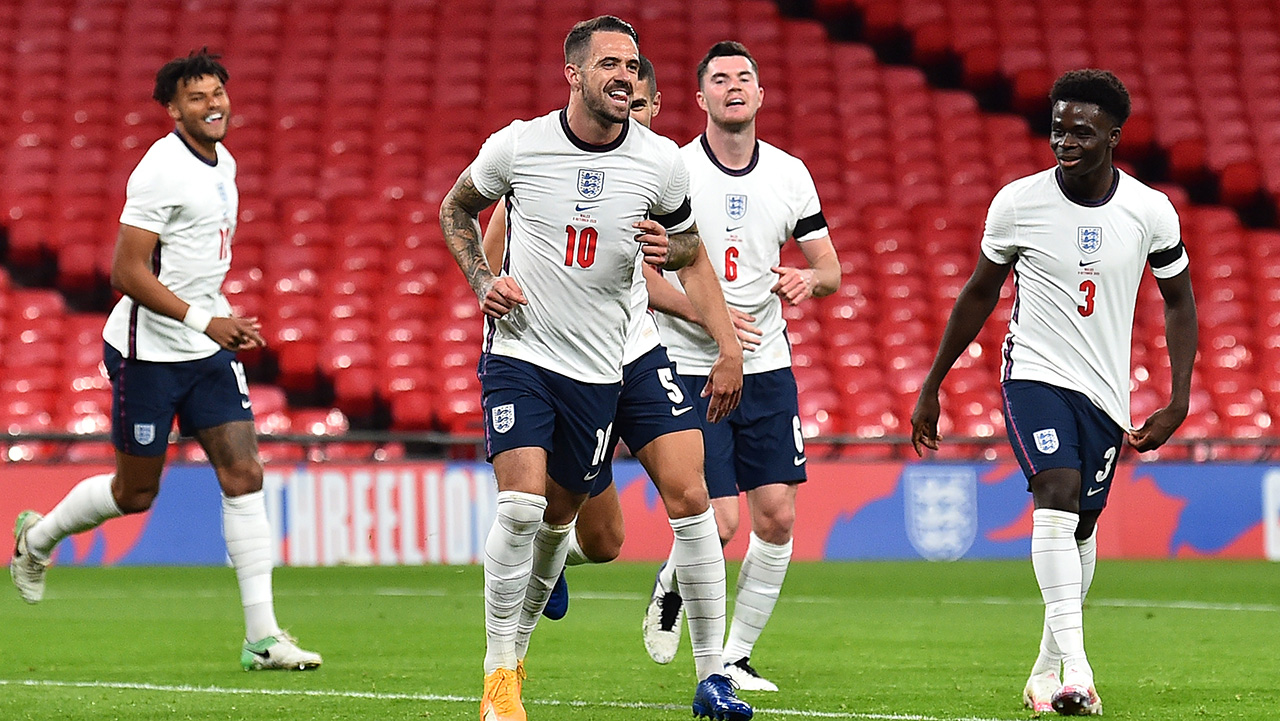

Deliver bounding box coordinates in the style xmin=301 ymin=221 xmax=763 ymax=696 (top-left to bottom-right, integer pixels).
xmin=36 ymin=586 xmax=1280 ymax=614
xmin=0 ymin=678 xmax=1026 ymax=721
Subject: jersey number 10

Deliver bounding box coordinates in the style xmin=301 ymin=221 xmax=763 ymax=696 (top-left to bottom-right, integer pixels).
xmin=564 ymin=225 xmax=598 ymax=268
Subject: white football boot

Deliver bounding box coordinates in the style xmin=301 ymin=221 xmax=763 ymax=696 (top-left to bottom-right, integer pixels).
xmin=10 ymin=511 xmax=48 ymax=604
xmin=241 ymin=632 xmax=323 ymax=671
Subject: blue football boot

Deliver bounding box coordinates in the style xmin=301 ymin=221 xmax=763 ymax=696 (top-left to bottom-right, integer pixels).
xmin=542 ymin=570 xmax=568 ymax=620
xmin=692 ymin=673 xmax=753 ymax=720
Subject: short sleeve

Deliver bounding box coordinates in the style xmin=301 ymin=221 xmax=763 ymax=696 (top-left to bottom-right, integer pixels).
xmin=470 ymin=122 xmax=518 ymax=200
xmin=119 ymin=154 xmax=178 ymax=234
xmin=1147 ymin=194 xmax=1188 ymax=279
xmin=790 ymin=159 xmax=827 ymax=242
xmin=650 ymin=152 xmax=694 ymax=234
xmin=979 ymin=184 xmax=1019 ymax=265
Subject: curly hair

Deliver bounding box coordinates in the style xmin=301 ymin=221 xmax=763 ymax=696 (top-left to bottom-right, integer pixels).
xmin=1049 ymin=69 xmax=1131 ymax=126
xmin=153 ymin=48 xmax=228 ymax=106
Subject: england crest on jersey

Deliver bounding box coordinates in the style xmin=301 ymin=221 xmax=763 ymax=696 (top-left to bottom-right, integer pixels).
xmin=133 ymin=423 xmax=156 ymax=445
xmin=577 ymin=169 xmax=604 ymax=199
xmin=491 ymin=404 xmax=515 ymax=434
xmin=903 ymin=466 xmax=977 ymax=561
xmin=1078 ymin=226 xmax=1102 ymax=254
xmin=726 ymin=194 xmax=747 ymax=220
xmin=1034 ymin=428 xmax=1060 ymax=454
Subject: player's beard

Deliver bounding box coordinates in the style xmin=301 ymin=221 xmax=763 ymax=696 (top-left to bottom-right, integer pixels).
xmin=583 ymin=81 xmax=631 ymax=127
xmin=180 ymin=111 xmax=228 ymax=146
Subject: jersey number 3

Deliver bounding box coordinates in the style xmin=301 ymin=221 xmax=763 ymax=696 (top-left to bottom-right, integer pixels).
xmin=1077 ymin=279 xmax=1096 ymax=317
xmin=564 ymin=225 xmax=598 ymax=268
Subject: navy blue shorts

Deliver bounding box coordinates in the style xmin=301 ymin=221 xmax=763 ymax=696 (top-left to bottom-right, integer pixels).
xmin=591 ymin=345 xmax=701 ymax=495
xmin=105 ymin=343 xmax=254 ymax=457
xmin=680 ymin=367 xmax=806 ymax=499
xmin=478 ymin=353 xmax=621 ymax=495
xmin=1002 ymin=379 xmax=1126 ymax=511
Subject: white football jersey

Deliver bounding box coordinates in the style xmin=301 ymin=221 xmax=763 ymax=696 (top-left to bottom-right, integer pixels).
xmin=471 ymin=110 xmax=693 ymax=384
xmin=981 ymin=167 xmax=1188 ymax=429
xmin=104 ymin=131 xmax=237 ymax=361
xmin=622 ymin=259 xmax=661 ymax=365
xmin=658 ymin=136 xmax=827 ymax=375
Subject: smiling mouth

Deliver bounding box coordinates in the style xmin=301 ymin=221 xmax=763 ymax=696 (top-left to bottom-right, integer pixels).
xmin=204 ymin=112 xmax=224 ymax=123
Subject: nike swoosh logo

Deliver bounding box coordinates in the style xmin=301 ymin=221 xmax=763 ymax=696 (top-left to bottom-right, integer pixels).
xmin=575 ymin=203 xmax=598 ymax=212
xmin=248 ymin=647 xmax=271 ymax=659
xmin=726 ymin=225 xmax=743 ymax=232
xmin=1085 ymin=486 xmax=1106 ymax=496
xmin=241 ymin=399 xmax=252 ymax=409
xmin=584 ymin=468 xmax=601 ymax=481
xmin=793 ymin=455 xmax=806 ymax=466
xmin=671 ymin=407 xmax=693 ymax=417
xmin=1079 ymin=260 xmax=1100 ymax=267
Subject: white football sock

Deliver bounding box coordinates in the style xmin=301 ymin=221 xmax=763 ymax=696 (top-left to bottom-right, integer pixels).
xmin=563 ymin=520 xmax=591 ymax=567
xmin=482 ymin=491 xmax=546 ymax=674
xmin=669 ymin=508 xmax=727 ymax=680
xmin=658 ymin=546 xmax=678 ymax=593
xmin=513 ymin=520 xmax=574 ymax=660
xmin=26 ymin=473 xmax=122 ymax=560
xmin=222 ymin=491 xmax=282 ymax=643
xmin=1030 ymin=523 xmax=1099 ymax=678
xmin=1078 ymin=525 xmax=1097 ymax=601
xmin=1031 ymin=509 xmax=1088 ymax=675
xmin=722 ymin=532 xmax=792 ymax=665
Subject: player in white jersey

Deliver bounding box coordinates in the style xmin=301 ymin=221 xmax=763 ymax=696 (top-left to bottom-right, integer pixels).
xmin=9 ymin=50 xmax=321 ymax=671
xmin=482 ymin=61 xmax=755 ymax=706
xmin=911 ymin=70 xmax=1197 ymax=716
xmin=643 ymin=42 xmax=842 ymax=693
xmin=439 ymin=18 xmax=749 ymax=721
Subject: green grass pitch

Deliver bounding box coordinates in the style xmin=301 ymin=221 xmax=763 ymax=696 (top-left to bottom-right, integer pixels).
xmin=0 ymin=561 xmax=1275 ymax=720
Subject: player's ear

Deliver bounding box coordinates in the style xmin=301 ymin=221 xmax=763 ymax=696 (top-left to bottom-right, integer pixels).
xmin=1108 ymin=124 xmax=1121 ymax=149
xmin=651 ymin=91 xmax=662 ymax=118
xmin=757 ymin=84 xmax=765 ymax=108
xmin=166 ymin=102 xmax=181 ymax=122
xmin=695 ymin=90 xmax=707 ymax=112
xmin=564 ymin=63 xmax=580 ymax=91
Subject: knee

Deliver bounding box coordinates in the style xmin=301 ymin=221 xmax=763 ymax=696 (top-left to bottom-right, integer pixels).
xmin=663 ymin=479 xmax=710 ymax=520
xmin=583 ymin=527 xmax=623 ymax=563
xmin=716 ymin=513 xmax=738 ymax=546
xmin=219 ymin=458 xmax=264 ymax=497
xmin=114 ymin=486 xmax=157 ymax=515
xmin=752 ymin=506 xmax=795 ymax=546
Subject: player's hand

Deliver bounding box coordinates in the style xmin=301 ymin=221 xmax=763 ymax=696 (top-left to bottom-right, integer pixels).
xmin=910 ymin=390 xmax=942 ymax=457
xmin=770 ymin=266 xmax=817 ymax=305
xmin=207 ymin=316 xmax=266 ymax=352
xmin=1126 ymin=403 xmax=1187 ymax=452
xmin=634 ymin=219 xmax=669 ymax=268
xmin=478 ymin=276 xmax=528 ymax=319
xmin=730 ymin=308 xmax=762 ymax=351
xmin=701 ymin=349 xmax=743 ymax=423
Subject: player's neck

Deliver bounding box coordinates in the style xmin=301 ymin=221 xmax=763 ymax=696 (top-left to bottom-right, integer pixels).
xmin=703 ymin=123 xmax=756 ymax=170
xmin=1058 ymin=163 xmax=1117 ymax=203
xmin=174 ymin=125 xmax=218 ymax=163
xmin=565 ymin=102 xmax=624 ymax=146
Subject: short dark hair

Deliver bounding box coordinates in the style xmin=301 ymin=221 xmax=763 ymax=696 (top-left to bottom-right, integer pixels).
xmin=637 ymin=54 xmax=657 ymax=97
xmin=564 ymin=15 xmax=639 ymax=66
xmin=1049 ymin=69 xmax=1131 ymax=127
xmin=696 ymin=41 xmax=759 ymax=87
xmin=153 ymin=48 xmax=229 ymax=106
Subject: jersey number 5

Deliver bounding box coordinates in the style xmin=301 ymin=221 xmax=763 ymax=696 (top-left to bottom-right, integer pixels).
xmin=1077 ymin=279 xmax=1096 ymax=317
xmin=564 ymin=225 xmax=598 ymax=268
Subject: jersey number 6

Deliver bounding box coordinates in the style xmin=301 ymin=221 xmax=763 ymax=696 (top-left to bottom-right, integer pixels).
xmin=564 ymin=225 xmax=598 ymax=268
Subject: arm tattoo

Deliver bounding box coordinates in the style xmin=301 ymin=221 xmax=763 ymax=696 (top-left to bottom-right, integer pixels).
xmin=663 ymin=224 xmax=702 ymax=271
xmin=439 ymin=171 xmax=498 ymax=294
